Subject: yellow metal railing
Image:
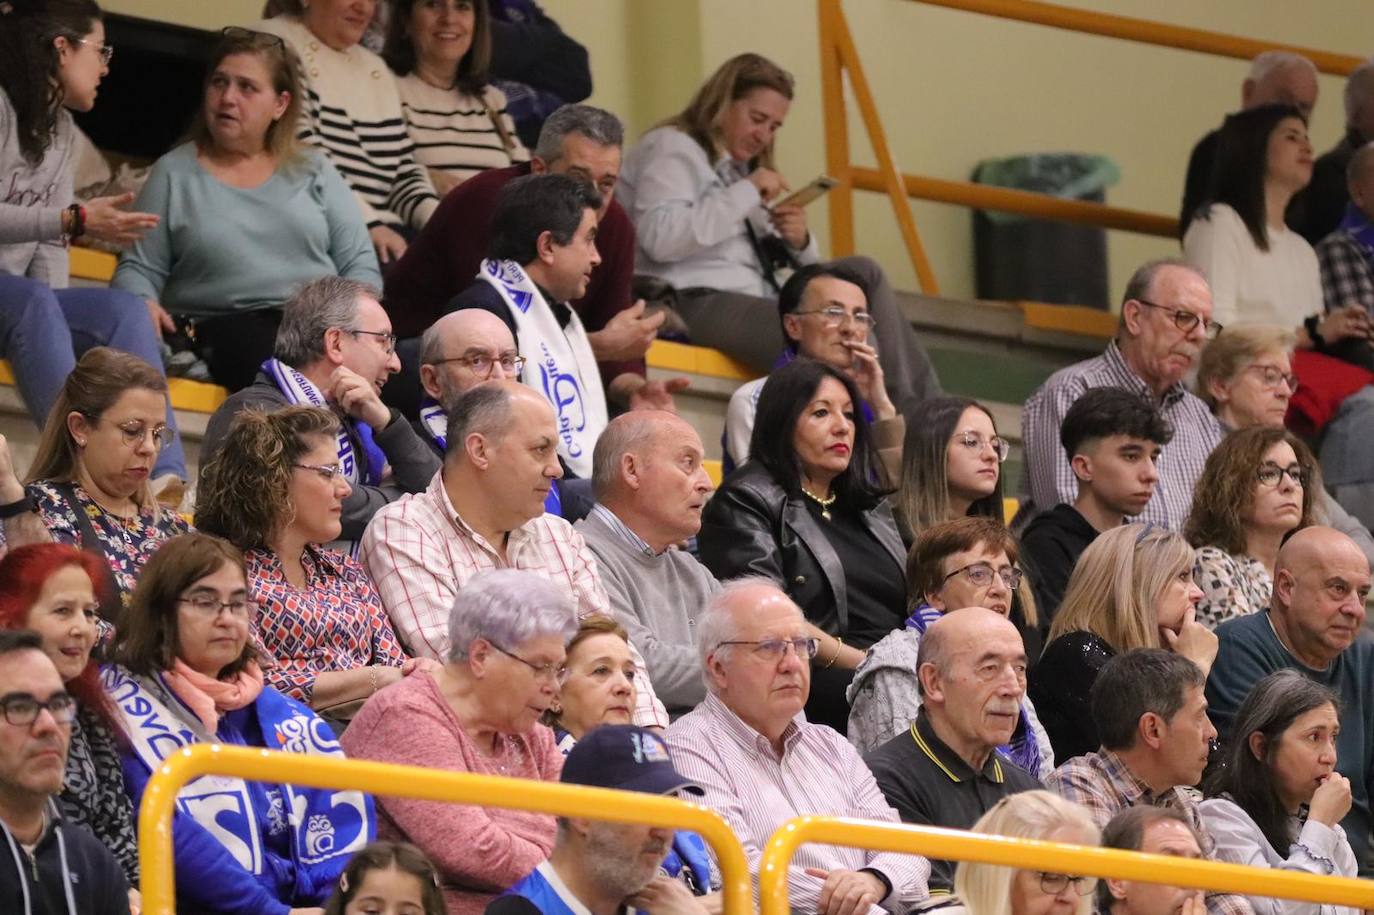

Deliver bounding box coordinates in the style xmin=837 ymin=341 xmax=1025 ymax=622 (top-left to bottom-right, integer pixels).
xmin=758 ymin=816 xmax=1374 ymax=915
xmin=138 ymin=745 xmax=752 ymax=915
xmin=818 ymin=0 xmax=1368 ymax=294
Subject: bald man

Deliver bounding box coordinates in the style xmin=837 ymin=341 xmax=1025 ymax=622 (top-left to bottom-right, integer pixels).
xmin=1206 ymin=526 xmax=1374 ymax=870
xmin=1295 ymin=60 xmax=1374 ymax=243
xmin=864 ymin=608 xmax=1041 ymax=892
xmin=1181 ymin=51 xmax=1318 ymax=233
xmin=360 ymin=380 xmax=668 ymax=725
xmin=576 ymin=411 xmax=718 ymax=713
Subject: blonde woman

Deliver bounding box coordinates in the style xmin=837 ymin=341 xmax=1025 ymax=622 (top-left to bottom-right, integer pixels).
xmin=1028 ymin=524 xmax=1216 ymax=761
xmin=954 ymin=791 xmax=1100 ymax=915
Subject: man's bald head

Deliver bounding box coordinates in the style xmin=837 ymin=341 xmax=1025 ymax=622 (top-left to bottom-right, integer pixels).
xmin=591 ymin=410 xmax=694 ymax=498
xmin=1272 ymin=527 xmax=1371 ymax=668
xmin=918 ymin=607 xmax=1022 ymax=689
xmin=419 ymin=309 xmax=521 ymax=406
xmin=1243 ymin=51 xmax=1318 ymax=120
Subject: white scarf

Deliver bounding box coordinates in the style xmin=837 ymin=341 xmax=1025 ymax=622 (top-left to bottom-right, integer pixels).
xmin=262 ymin=358 xmax=383 ymax=486
xmin=477 ymin=259 xmax=607 ymax=478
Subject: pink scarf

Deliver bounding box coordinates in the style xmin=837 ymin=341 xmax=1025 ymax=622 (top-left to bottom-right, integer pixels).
xmin=163 ymin=659 xmax=265 ymax=736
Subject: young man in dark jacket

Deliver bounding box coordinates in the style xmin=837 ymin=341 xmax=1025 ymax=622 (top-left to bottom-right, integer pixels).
xmin=0 ymin=631 xmax=129 ymax=914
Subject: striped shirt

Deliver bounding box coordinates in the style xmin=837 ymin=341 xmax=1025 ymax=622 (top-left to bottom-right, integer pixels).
xmin=666 ymin=693 xmax=930 ymax=914
xmin=1018 ymin=341 xmax=1224 ymax=528
xmin=359 ymin=471 xmax=668 ymax=727
xmin=395 ymin=76 xmax=530 ymax=186
xmin=257 ymin=16 xmax=439 ymax=229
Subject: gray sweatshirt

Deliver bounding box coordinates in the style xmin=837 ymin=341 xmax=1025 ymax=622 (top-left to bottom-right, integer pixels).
xmin=0 ymin=88 xmax=73 ymax=286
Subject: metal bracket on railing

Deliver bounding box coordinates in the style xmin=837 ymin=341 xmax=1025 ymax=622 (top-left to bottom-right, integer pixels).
xmin=138 ymin=744 xmax=753 ymax=915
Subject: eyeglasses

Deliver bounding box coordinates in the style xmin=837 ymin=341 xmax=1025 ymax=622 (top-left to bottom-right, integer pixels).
xmin=294 ymin=463 xmax=347 ymax=482
xmin=428 ymin=352 xmax=527 ymax=378
xmin=90 ymin=418 xmax=175 ymax=454
xmin=0 ymin=692 xmax=77 ymax=727
xmin=178 ymin=594 xmax=256 ymax=620
xmin=72 ymin=37 xmax=114 ymax=65
xmin=1257 ymin=462 xmax=1309 ymax=488
xmin=1038 ymin=873 xmax=1096 ymax=896
xmin=220 ymin=26 xmax=286 ymax=51
xmin=791 ymin=306 xmax=875 ymax=331
xmin=490 ymin=643 xmax=564 ymax=683
xmin=1135 ymin=299 xmax=1222 ymax=339
xmin=953 ymin=431 xmax=1009 ymax=462
xmin=1244 ymin=364 xmax=1299 ymax=392
xmin=943 ymin=561 xmax=1022 ymax=590
xmin=715 ymin=637 xmax=820 ymax=661
xmin=345 ymin=328 xmax=398 ymax=356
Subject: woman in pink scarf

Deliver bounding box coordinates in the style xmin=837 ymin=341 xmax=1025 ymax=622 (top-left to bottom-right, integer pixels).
xmin=106 ymin=533 xmax=373 ymax=915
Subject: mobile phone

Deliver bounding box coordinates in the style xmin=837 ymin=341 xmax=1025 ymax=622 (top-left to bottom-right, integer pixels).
xmin=771 ymin=175 xmax=837 ymax=209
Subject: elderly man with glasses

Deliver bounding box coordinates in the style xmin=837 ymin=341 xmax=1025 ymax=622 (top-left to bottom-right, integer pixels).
xmin=723 ymin=263 xmax=905 ymax=478
xmin=1017 ymin=259 xmax=1226 ymax=531
xmin=666 ymin=577 xmax=931 ymax=915
xmin=202 ymin=276 xmax=439 ymax=546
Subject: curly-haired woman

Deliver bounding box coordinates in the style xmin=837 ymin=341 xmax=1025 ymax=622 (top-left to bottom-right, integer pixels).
xmin=1184 ymin=426 xmax=1317 ymax=630
xmin=196 ymin=405 xmax=435 ymax=728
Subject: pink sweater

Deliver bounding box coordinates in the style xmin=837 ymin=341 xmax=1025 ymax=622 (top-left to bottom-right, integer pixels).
xmin=340 ymin=672 xmax=563 ymax=915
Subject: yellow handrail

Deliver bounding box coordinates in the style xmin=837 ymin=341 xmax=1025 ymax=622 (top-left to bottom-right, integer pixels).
xmin=138 ymin=744 xmax=753 ymax=915
xmin=758 ymin=816 xmax=1374 ymax=915
xmin=819 ymin=0 xmax=1363 ymax=290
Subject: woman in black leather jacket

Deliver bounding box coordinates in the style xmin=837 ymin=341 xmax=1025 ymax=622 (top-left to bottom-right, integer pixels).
xmin=699 ymin=358 xmax=906 ymax=732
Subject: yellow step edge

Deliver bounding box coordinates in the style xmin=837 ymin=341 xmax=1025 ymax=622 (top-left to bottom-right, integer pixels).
xmin=0 ymin=360 xmax=227 ymax=414
xmin=703 ymin=459 xmax=722 ymax=487
xmin=647 ymin=339 xmax=757 ymax=382
xmin=1017 ymin=301 xmax=1117 ymax=340
xmin=1003 ymin=496 xmax=1020 ymax=525
xmin=69 ymin=246 xmax=118 ymax=283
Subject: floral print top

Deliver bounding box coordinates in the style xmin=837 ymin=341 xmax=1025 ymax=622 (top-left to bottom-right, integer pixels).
xmin=30 ymin=479 xmax=191 ymax=610
xmin=1192 ymin=545 xmax=1273 ymax=630
xmin=245 ymin=545 xmax=408 ymax=704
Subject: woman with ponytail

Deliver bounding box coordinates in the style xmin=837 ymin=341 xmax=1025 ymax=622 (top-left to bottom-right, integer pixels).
xmin=0 ymin=0 xmax=187 ymax=502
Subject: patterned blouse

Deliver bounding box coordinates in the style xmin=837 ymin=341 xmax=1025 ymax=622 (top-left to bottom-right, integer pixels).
xmin=1192 ymin=545 xmax=1273 ymax=630
xmin=62 ymin=704 xmax=139 ymax=883
xmin=30 ymin=479 xmax=191 ymax=609
xmin=245 ymin=545 xmax=409 ymax=704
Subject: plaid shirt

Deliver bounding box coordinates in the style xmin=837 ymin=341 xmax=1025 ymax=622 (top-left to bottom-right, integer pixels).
xmin=1019 ymin=341 xmax=1224 ymax=528
xmin=1046 ymin=750 xmax=1254 ymax=915
xmin=360 ymin=471 xmax=668 ymax=727
xmin=1316 ymin=229 xmax=1374 ymax=315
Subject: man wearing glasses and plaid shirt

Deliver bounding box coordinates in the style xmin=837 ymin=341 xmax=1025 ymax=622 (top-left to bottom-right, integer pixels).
xmin=1018 ymin=259 xmax=1226 ymax=532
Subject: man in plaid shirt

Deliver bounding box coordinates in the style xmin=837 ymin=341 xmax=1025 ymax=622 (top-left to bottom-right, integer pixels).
xmin=1316 ymin=142 xmax=1374 ymax=369
xmin=1045 ymin=650 xmax=1254 ymax=915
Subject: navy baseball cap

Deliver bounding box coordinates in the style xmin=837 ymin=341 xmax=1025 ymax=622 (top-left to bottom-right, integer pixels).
xmin=561 ymin=725 xmax=704 ymax=796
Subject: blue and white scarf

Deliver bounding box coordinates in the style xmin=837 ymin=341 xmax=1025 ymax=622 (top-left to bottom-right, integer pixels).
xmin=262 ymin=358 xmax=385 ymax=487
xmin=477 ymin=258 xmax=607 ymax=478
xmin=103 ymin=665 xmax=373 ymax=897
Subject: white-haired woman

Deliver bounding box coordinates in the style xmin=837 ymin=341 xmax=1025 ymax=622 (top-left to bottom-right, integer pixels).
xmin=955 ymin=791 xmax=1101 ymax=915
xmin=341 ymin=569 xmax=577 ymax=915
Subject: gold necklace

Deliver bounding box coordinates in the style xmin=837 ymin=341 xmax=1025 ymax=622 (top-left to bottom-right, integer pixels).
xmin=801 ymin=486 xmax=837 ymax=521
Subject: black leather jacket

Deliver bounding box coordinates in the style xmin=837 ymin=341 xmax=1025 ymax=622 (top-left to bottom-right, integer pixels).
xmin=698 ymin=462 xmax=905 ymax=636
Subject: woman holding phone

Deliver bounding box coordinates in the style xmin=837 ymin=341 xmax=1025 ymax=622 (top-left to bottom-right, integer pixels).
xmin=617 ymin=53 xmax=940 ymax=414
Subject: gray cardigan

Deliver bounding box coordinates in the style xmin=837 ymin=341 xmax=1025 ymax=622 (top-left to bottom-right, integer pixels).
xmin=0 ymin=88 xmax=73 ymax=285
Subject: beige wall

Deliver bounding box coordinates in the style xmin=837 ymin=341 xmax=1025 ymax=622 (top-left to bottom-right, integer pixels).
xmin=102 ymin=0 xmax=1370 ymax=303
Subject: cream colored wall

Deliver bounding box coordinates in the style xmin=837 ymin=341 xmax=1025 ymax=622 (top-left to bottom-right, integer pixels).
xmin=102 ymin=0 xmax=1370 ymax=304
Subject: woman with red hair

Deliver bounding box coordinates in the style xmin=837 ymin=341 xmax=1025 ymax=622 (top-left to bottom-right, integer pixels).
xmin=0 ymin=543 xmax=138 ymax=885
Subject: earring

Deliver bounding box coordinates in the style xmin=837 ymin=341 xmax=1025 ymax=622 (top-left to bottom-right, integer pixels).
xmin=75 ymin=438 xmax=87 ymax=448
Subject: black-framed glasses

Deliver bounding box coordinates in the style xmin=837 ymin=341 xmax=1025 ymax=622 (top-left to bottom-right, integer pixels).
xmin=72 ymin=37 xmax=114 ymax=64
xmin=1136 ymin=299 xmax=1222 ymax=339
xmin=791 ymin=306 xmax=875 ymax=331
xmin=1257 ymin=462 xmax=1309 ymax=488
xmin=428 ymin=352 xmax=527 ymax=378
xmin=220 ymin=26 xmax=286 ymax=51
xmin=345 ymin=328 xmax=398 ymax=356
xmin=294 ymin=463 xmax=347 ymax=482
xmin=953 ymin=431 xmax=1009 ymax=462
xmin=942 ymin=561 xmax=1022 ymax=590
xmin=90 ymin=417 xmax=175 ymax=454
xmin=1243 ymin=363 xmax=1299 ymax=392
xmin=0 ymin=692 xmax=77 ymax=727
xmin=177 ymin=595 xmax=256 ymax=621
xmin=1038 ymin=873 xmax=1096 ymax=896
xmin=490 ymin=643 xmax=564 ymax=683
xmin=715 ymin=637 xmax=819 ymax=661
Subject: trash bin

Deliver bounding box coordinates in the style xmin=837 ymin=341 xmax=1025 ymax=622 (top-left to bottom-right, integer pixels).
xmin=972 ymin=153 xmax=1121 ymax=310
